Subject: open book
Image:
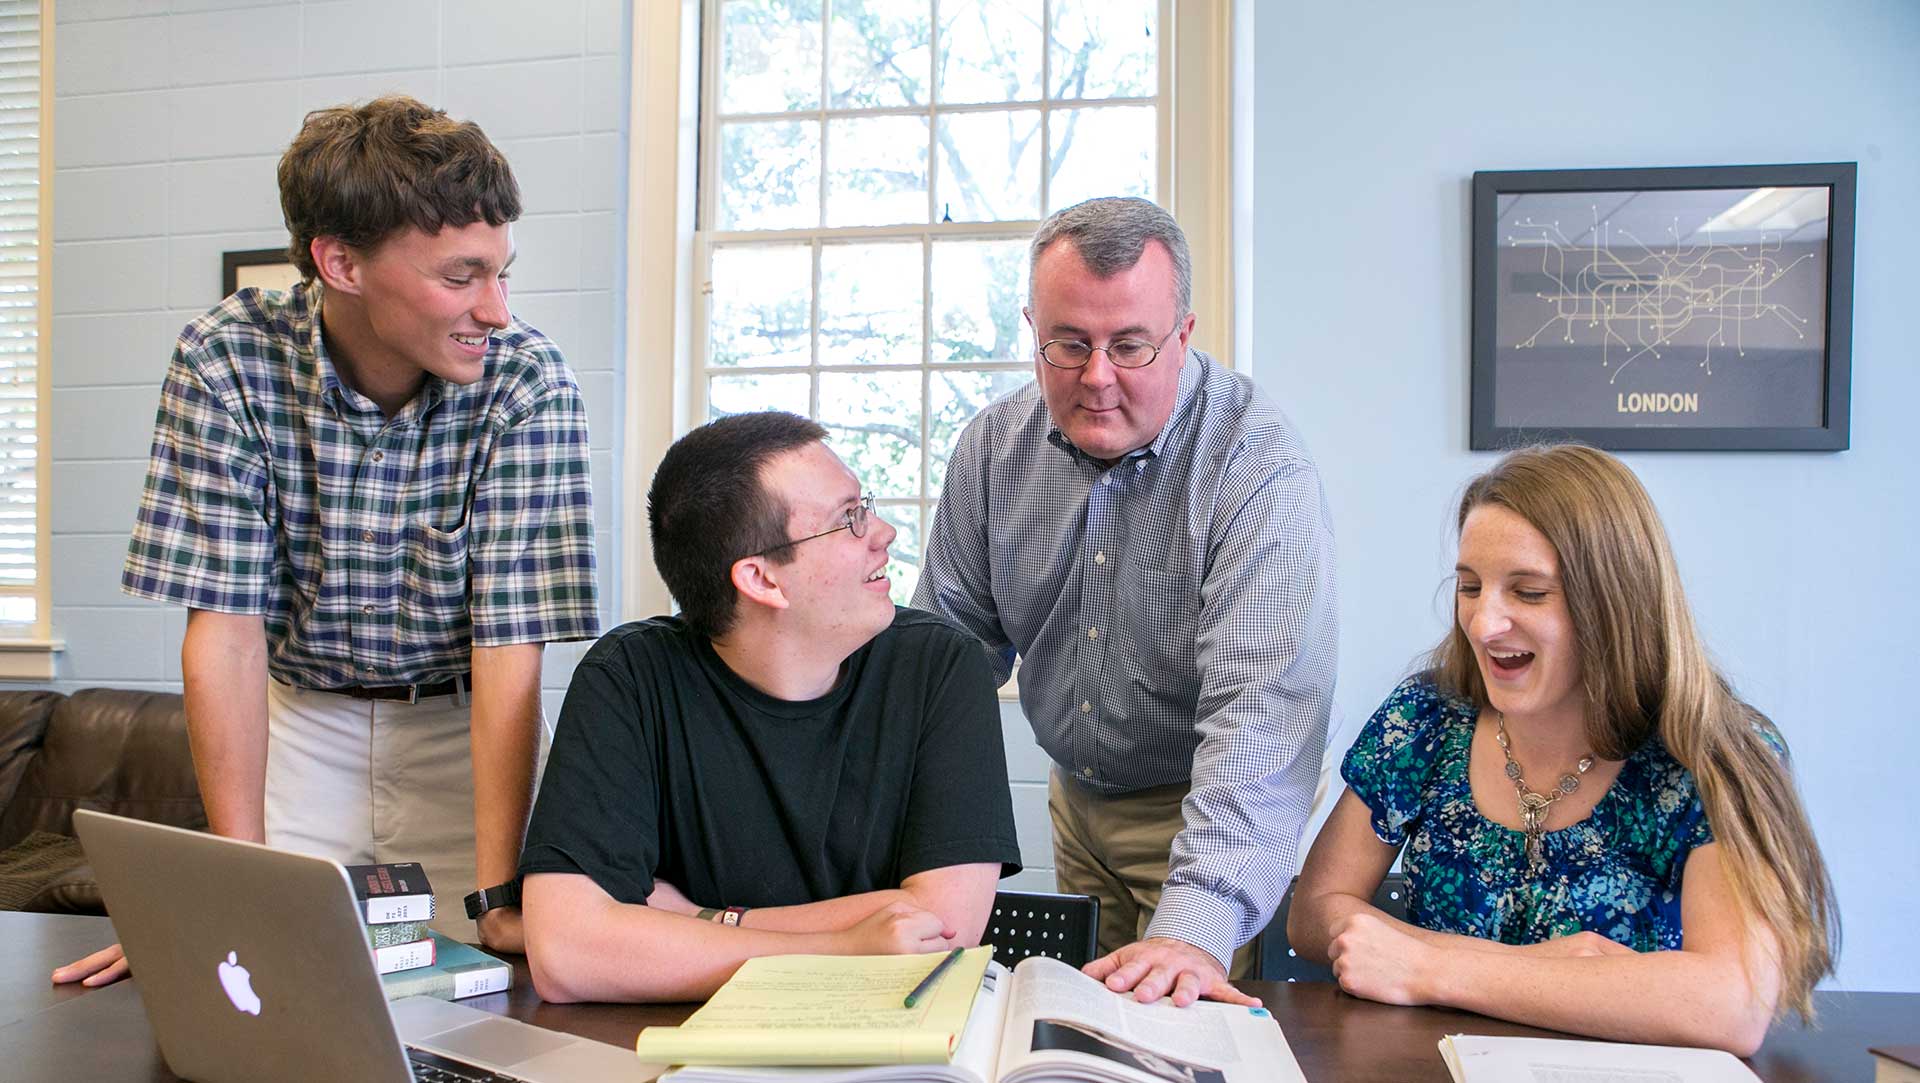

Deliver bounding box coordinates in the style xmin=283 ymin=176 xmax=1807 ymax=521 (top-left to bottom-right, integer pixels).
xmin=1439 ymin=1035 xmax=1763 ymax=1082
xmin=661 ymin=955 xmax=1305 ymax=1083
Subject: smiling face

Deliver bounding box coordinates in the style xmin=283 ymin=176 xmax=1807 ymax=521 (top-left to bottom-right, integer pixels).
xmin=755 ymin=441 xmax=899 ymax=651
xmin=342 ymin=219 xmax=516 ymax=386
xmin=1025 ymin=238 xmax=1194 ymax=463
xmin=1454 ymin=504 xmax=1585 ymax=728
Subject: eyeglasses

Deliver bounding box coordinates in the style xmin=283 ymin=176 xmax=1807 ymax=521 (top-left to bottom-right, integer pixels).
xmin=756 ymin=494 xmax=876 ymax=556
xmin=1038 ymin=320 xmax=1183 ymax=370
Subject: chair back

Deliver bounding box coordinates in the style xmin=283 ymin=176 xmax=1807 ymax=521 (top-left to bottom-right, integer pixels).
xmin=1255 ymin=873 xmax=1410 ymax=982
xmin=983 ymin=889 xmax=1099 ymax=968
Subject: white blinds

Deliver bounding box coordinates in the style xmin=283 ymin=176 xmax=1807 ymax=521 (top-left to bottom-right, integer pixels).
xmin=0 ymin=0 xmax=37 ymax=626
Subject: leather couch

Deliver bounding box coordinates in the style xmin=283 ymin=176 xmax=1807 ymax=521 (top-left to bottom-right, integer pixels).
xmin=0 ymin=688 xmax=204 ymax=913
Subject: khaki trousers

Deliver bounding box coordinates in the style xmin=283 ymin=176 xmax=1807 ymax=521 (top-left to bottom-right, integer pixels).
xmin=264 ymin=680 xmax=547 ymax=942
xmin=1048 ymin=765 xmax=1255 ymax=978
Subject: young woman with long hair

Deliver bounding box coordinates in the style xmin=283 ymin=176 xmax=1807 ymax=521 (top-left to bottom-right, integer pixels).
xmin=1287 ymin=444 xmax=1836 ymax=1055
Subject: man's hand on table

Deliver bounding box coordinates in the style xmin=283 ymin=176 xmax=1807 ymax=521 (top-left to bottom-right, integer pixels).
xmin=52 ymin=941 xmax=130 ymax=987
xmin=477 ymin=906 xmax=526 ymax=954
xmin=1083 ymin=936 xmax=1260 ymax=1008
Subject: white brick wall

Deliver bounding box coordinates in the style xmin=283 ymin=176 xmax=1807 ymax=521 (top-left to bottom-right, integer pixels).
xmin=42 ymin=0 xmax=628 ymax=697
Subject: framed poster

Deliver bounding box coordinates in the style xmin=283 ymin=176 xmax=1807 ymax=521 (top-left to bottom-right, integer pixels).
xmin=1471 ymin=163 xmax=1855 ymax=451
xmin=222 ymin=247 xmax=302 ymax=298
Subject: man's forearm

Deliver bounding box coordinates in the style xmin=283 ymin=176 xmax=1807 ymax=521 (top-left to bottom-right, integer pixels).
xmin=469 ymin=644 xmax=545 ymax=890
xmin=525 ymin=874 xmax=853 ymax=1003
xmin=180 ymin=610 xmax=270 ymax=843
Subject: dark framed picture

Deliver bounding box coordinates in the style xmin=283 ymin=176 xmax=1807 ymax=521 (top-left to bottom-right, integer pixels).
xmin=1471 ymin=163 xmax=1855 ymax=451
xmin=221 ymin=247 xmax=302 ymax=299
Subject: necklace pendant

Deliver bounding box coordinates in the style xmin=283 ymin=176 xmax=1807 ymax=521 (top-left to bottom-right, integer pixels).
xmin=1526 ymin=833 xmax=1547 ymax=875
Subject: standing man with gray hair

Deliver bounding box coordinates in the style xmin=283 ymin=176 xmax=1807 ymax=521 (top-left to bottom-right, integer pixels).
xmin=914 ymin=196 xmax=1336 ymax=1006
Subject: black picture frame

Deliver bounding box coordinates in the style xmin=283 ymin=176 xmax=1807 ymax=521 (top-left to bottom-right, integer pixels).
xmin=221 ymin=247 xmax=301 ymax=299
xmin=1470 ymin=163 xmax=1855 ymax=451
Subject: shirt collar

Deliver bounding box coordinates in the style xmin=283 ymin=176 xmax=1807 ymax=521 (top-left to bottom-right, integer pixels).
xmin=1045 ymin=347 xmax=1209 ymax=470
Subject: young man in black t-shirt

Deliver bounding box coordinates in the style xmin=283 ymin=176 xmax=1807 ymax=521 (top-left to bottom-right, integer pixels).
xmin=521 ymin=412 xmax=1021 ymax=1003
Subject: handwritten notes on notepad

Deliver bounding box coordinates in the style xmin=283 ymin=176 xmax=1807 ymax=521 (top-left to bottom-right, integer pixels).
xmin=634 ymin=948 xmax=994 ymax=1066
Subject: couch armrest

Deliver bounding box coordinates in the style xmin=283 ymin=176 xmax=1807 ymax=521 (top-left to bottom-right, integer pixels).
xmin=0 ymin=689 xmax=204 ymax=852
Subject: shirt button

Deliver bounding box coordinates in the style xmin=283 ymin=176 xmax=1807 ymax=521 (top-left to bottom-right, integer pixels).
xmin=1080 ymin=701 xmax=1091 ymax=714
xmin=361 ymin=529 xmax=375 ymax=543
xmin=372 ymin=451 xmax=384 ymax=462
xmin=1087 ymin=626 xmax=1098 ymax=639
xmin=1081 ymin=766 xmax=1094 ymax=778
xmin=362 ymin=604 xmax=374 ymax=615
xmin=1094 ymin=551 xmax=1105 ymax=565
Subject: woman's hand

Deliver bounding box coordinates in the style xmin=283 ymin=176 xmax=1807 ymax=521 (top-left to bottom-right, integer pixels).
xmin=1325 ymin=910 xmax=1438 ymax=1006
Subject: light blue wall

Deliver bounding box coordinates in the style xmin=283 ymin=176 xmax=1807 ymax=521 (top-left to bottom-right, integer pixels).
xmin=41 ymin=0 xmax=628 ymax=719
xmin=1252 ymin=1 xmax=1920 ymax=991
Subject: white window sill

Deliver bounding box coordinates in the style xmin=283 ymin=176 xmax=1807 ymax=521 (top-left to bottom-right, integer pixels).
xmin=0 ymin=638 xmax=64 ymax=680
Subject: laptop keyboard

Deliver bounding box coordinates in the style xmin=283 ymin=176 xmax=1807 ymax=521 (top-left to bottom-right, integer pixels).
xmin=407 ymin=1046 xmax=531 ymax=1083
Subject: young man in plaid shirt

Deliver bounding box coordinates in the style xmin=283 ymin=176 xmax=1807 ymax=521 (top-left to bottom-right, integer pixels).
xmin=55 ymin=97 xmax=598 ymax=986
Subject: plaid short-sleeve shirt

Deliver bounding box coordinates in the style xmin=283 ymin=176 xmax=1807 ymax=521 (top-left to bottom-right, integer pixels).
xmin=122 ymin=282 xmax=600 ymax=688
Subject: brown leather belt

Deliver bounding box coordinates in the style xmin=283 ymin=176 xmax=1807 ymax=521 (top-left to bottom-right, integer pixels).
xmin=327 ymin=675 xmax=468 ymax=703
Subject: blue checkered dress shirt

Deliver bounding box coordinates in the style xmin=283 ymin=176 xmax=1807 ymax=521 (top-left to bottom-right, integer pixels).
xmin=122 ymin=282 xmax=600 ymax=688
xmin=914 ymin=349 xmax=1337 ymax=967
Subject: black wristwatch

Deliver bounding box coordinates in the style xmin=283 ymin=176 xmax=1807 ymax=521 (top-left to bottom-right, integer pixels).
xmin=464 ymin=878 xmax=522 ymax=920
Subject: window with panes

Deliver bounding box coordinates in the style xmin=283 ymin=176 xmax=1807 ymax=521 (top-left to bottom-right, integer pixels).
xmin=698 ymin=0 xmax=1167 ymax=602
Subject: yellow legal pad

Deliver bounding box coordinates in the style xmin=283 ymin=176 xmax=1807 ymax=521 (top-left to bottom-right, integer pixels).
xmin=633 ymin=947 xmax=994 ymax=1066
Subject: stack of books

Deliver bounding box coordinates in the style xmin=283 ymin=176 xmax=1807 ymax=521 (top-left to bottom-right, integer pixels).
xmin=347 ymin=862 xmax=439 ymax=977
xmin=345 ymin=861 xmax=513 ymax=1002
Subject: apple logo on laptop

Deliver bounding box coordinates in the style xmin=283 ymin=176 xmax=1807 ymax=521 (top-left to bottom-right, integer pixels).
xmin=217 ymin=951 xmax=262 ymax=1016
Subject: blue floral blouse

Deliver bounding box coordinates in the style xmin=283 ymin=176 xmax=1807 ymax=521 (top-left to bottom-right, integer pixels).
xmin=1340 ymin=676 xmax=1717 ymax=951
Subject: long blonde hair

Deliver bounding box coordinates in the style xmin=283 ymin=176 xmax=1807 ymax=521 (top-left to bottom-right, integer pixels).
xmin=1427 ymin=444 xmax=1836 ymax=1019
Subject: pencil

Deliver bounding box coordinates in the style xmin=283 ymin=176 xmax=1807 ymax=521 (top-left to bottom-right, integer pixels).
xmin=903 ymin=947 xmax=965 ymax=1008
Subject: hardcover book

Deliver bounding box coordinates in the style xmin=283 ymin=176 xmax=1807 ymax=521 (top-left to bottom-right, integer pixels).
xmin=379 ymin=932 xmax=512 ymax=1002
xmin=364 ymin=919 xmax=432 ymax=950
xmin=372 ymin=936 xmax=436 ymax=975
xmin=345 ymin=862 xmax=435 ymax=924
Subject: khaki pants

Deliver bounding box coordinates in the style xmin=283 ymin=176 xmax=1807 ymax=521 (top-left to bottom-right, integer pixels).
xmin=1048 ymin=766 xmax=1254 ymax=978
xmin=264 ymin=680 xmax=548 ymax=942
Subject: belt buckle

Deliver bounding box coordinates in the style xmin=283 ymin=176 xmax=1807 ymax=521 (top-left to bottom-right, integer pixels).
xmin=406 ymin=683 xmax=420 ymax=705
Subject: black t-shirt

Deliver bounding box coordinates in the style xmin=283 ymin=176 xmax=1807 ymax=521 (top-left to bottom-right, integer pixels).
xmin=520 ymin=607 xmax=1022 ymax=908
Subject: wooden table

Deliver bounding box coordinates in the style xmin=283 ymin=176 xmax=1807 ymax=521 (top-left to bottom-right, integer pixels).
xmin=2 ymin=913 xmax=1910 ymax=1082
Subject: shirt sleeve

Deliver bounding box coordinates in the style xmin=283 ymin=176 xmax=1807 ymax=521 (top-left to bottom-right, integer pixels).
xmin=912 ymin=415 xmax=1018 ymax=686
xmin=894 ymin=628 xmax=1024 ymax=880
xmin=121 ymin=338 xmax=275 ymax=613
xmin=1340 ymin=677 xmax=1454 ymax=847
xmin=1143 ymin=457 xmax=1339 ymax=968
xmin=467 ymin=367 xmax=599 ymax=647
xmin=518 ymin=656 xmax=659 ymax=904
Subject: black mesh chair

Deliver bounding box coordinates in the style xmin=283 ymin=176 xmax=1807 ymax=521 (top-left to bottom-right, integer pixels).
xmin=982 ymin=890 xmax=1100 ymax=968
xmin=1253 ymin=873 xmax=1410 ymax=982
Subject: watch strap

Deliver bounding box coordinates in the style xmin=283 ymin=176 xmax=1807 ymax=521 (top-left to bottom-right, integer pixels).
xmin=463 ymin=878 xmax=522 ymax=920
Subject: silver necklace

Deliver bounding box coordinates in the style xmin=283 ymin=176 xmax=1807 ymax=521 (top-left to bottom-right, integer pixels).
xmin=1493 ymin=710 xmax=1595 ymax=876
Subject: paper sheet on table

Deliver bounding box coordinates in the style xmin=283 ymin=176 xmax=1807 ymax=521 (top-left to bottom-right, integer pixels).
xmin=634 ymin=948 xmax=994 ymax=1066
xmin=1438 ymin=1035 xmax=1763 ymax=1083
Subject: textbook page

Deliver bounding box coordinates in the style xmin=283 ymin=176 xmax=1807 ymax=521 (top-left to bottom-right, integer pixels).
xmin=1438 ymin=1035 xmax=1763 ymax=1083
xmin=993 ymin=957 xmax=1307 ymax=1083
xmin=658 ymin=960 xmax=1013 ymax=1083
xmin=635 ymin=948 xmax=993 ymax=1066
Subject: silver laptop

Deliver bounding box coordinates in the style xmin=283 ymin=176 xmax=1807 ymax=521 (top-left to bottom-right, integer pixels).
xmin=74 ymin=809 xmax=649 ymax=1083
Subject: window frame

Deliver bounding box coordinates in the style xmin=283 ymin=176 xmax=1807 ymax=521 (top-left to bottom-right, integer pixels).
xmin=0 ymin=0 xmax=61 ymax=677
xmin=622 ymin=0 xmax=1234 ymax=621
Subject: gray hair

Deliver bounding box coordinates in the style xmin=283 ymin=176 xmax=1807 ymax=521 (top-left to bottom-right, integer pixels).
xmin=1029 ymin=196 xmax=1192 ymax=316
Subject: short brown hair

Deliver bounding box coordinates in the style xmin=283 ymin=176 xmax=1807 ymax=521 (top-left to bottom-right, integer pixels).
xmin=647 ymin=412 xmax=830 ymax=640
xmin=278 ymin=96 xmax=521 ymax=280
